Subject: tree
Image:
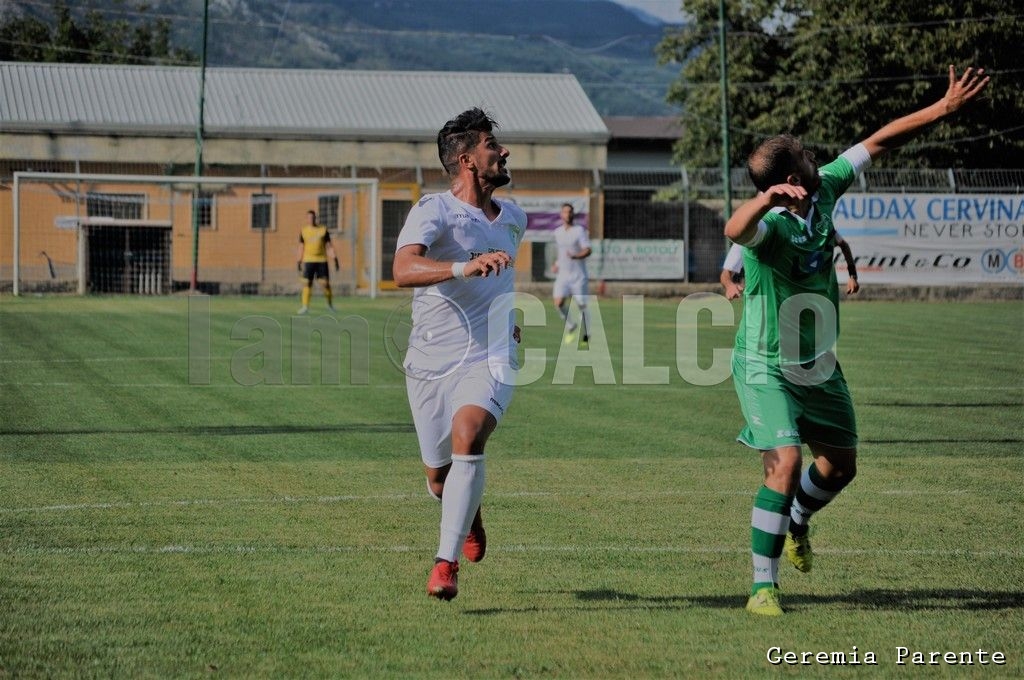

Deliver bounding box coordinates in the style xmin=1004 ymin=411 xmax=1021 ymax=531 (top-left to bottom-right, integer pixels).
xmin=0 ymin=14 xmax=51 ymax=61
xmin=657 ymin=1 xmax=1024 ymax=169
xmin=0 ymin=1 xmax=195 ymax=65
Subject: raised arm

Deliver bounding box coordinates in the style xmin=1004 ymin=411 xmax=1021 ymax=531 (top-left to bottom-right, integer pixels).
xmin=861 ymin=65 xmax=989 ymax=159
xmin=724 ymin=184 xmax=809 ymax=245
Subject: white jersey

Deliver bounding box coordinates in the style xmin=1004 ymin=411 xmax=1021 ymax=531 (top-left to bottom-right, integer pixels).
xmin=396 ymin=191 xmax=527 ymax=377
xmin=554 ymin=223 xmax=591 ymax=284
xmin=722 ymin=243 xmax=744 ymax=273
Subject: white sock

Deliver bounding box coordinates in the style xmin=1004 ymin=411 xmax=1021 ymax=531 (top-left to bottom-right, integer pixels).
xmin=436 ymin=454 xmax=486 ymax=562
xmin=578 ymin=302 xmax=589 ymax=338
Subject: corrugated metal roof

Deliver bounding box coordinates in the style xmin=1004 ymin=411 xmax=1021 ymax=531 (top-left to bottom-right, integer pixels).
xmin=603 ymin=116 xmax=682 ymax=140
xmin=0 ymin=62 xmax=609 ymax=142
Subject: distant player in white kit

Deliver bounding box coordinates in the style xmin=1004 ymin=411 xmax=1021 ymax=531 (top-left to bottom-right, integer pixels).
xmin=393 ymin=107 xmax=527 ymax=601
xmin=552 ymin=203 xmax=592 ymax=345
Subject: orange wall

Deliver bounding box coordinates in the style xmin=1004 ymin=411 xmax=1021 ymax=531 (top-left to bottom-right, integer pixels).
xmin=2 ymin=181 xmax=373 ymax=289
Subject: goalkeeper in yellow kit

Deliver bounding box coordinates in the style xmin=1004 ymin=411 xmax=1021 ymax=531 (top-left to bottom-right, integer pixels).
xmin=295 ymin=209 xmax=339 ymax=314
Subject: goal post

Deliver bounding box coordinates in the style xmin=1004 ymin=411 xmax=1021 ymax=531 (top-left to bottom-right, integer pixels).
xmin=8 ymin=172 xmax=379 ymax=297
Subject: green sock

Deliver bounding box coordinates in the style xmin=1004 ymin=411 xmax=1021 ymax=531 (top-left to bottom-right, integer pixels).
xmin=790 ymin=462 xmax=854 ymax=536
xmin=751 ymin=485 xmax=791 ymax=594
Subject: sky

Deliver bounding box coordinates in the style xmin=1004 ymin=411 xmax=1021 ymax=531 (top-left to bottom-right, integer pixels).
xmin=611 ymin=0 xmax=687 ymax=24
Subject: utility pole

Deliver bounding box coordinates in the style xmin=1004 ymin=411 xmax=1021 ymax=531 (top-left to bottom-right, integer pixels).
xmin=718 ymin=0 xmax=733 ymax=220
xmin=190 ymin=0 xmax=210 ymax=292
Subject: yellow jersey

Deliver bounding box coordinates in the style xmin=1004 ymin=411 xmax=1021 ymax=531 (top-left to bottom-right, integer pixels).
xmin=300 ymin=224 xmax=331 ymax=262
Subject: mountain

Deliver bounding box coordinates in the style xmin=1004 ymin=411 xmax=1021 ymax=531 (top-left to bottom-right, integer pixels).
xmin=609 ymin=0 xmax=684 ymax=26
xmin=14 ymin=0 xmax=683 ymax=116
xmin=200 ymin=0 xmax=681 ymax=115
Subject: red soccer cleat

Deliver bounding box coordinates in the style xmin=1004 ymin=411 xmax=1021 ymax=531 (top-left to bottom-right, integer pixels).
xmin=427 ymin=559 xmax=459 ymax=601
xmin=462 ymin=506 xmax=487 ymax=563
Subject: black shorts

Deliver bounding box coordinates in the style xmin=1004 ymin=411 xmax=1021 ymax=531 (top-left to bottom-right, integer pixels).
xmin=302 ymin=262 xmax=329 ymax=281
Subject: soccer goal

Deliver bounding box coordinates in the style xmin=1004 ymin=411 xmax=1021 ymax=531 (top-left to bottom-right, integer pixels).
xmin=8 ymin=172 xmax=379 ymax=297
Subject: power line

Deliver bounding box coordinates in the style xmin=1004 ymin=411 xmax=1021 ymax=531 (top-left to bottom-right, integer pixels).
xmin=0 ymin=37 xmax=195 ymax=65
xmin=268 ymin=0 xmax=292 ymax=63
xmin=9 ymin=1 xmax=1021 ymax=87
xmin=665 ymin=67 xmax=1023 ymax=90
xmin=7 ymin=33 xmax=1007 ymax=96
xmin=19 ymin=0 xmax=1020 ymax=37
xmin=696 ymin=13 xmax=1023 ymax=39
xmin=10 ymin=0 xmax=665 ymax=45
xmin=539 ymin=34 xmax=672 ymax=109
xmin=722 ymin=122 xmax=1024 ymax=151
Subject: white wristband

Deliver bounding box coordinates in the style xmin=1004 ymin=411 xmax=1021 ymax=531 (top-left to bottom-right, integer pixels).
xmin=451 ymin=261 xmax=469 ymax=280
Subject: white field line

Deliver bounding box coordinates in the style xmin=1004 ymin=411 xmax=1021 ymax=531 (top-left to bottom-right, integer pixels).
xmin=0 ymin=488 xmax=985 ymax=515
xmin=1 ymin=343 xmax=1015 ymax=365
xmin=1 ymin=382 xmax=1021 ymax=392
xmin=0 ymin=382 xmax=407 ymax=388
xmin=0 ymin=491 xmax=550 ymax=514
xmin=3 ymin=543 xmax=1022 ymax=559
xmin=0 ymin=356 xmax=187 ymax=364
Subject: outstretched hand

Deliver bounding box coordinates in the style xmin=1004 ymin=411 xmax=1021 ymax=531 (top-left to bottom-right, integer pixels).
xmin=941 ymin=65 xmax=989 ymax=115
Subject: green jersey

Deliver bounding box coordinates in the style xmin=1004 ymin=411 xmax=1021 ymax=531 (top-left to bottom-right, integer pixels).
xmin=734 ymin=155 xmax=858 ymax=368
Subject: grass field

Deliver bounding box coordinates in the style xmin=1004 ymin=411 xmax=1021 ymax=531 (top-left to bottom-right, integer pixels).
xmin=1 ymin=294 xmax=1022 ymax=678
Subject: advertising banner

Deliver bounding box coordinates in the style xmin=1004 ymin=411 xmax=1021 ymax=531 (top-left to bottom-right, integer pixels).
xmin=511 ymin=195 xmax=589 ymax=242
xmin=588 ymin=239 xmax=686 ymax=280
xmin=832 ymin=193 xmax=1024 ymax=284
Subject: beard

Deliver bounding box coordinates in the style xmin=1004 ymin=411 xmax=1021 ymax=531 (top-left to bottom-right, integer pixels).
xmin=485 ymin=165 xmax=511 ymax=187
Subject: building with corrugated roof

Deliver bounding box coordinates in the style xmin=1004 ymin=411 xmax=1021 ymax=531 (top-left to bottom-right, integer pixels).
xmin=1 ymin=63 xmax=609 ymax=167
xmin=1 ymin=62 xmax=611 ymax=293
xmin=603 ymin=116 xmax=682 ymax=169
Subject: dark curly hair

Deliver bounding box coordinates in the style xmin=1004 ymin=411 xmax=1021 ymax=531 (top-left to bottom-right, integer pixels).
xmin=437 ymin=107 xmax=499 ymax=175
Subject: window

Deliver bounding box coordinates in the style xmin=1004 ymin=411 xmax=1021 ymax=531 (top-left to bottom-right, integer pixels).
xmin=251 ymin=193 xmax=275 ymax=231
xmin=381 ymin=199 xmax=412 ymax=283
xmin=86 ymin=193 xmax=145 ymax=219
xmin=318 ymin=194 xmax=341 ymax=231
xmin=195 ymin=191 xmax=215 ymax=229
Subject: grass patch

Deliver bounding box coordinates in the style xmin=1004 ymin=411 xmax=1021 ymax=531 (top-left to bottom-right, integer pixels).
xmin=1 ymin=295 xmax=1022 ymax=677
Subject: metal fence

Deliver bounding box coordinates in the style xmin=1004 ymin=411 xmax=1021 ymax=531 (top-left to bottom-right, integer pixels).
xmin=5 ymin=165 xmax=1021 ymax=291
xmin=603 ymin=167 xmax=1024 ymax=283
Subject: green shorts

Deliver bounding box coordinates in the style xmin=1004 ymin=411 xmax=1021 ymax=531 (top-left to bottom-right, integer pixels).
xmin=731 ymin=352 xmax=858 ymax=451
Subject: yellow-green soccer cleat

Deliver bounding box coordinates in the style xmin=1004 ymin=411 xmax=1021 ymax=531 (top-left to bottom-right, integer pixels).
xmin=746 ymin=586 xmax=783 ymax=616
xmin=563 ymin=329 xmax=578 ymax=346
xmin=784 ymin=531 xmax=814 ymax=573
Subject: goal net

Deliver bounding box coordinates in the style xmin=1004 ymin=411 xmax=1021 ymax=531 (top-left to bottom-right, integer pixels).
xmin=7 ymin=173 xmax=379 ymax=297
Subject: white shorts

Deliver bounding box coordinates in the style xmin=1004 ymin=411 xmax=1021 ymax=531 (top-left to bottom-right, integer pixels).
xmin=405 ymin=360 xmax=515 ymax=469
xmin=553 ymin=275 xmax=589 ymax=299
